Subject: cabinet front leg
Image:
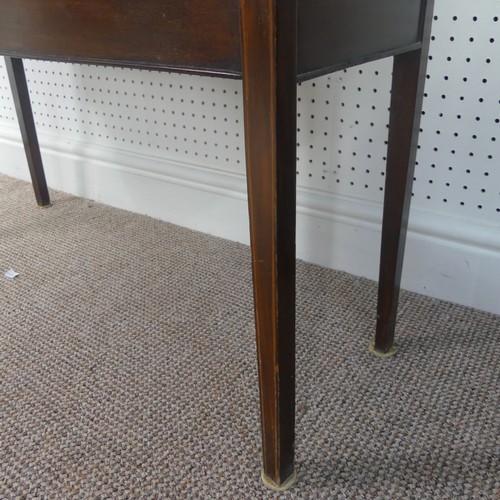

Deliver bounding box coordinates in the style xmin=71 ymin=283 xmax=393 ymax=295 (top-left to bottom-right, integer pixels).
xmin=240 ymin=0 xmax=297 ymax=490
xmin=5 ymin=57 xmax=50 ymax=207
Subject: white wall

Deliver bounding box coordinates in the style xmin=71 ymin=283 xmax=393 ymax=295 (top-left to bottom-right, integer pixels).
xmin=1 ymin=0 xmax=499 ymax=314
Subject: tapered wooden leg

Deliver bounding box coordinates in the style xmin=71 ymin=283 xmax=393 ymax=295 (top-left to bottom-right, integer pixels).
xmin=240 ymin=0 xmax=297 ymax=490
xmin=5 ymin=57 xmax=50 ymax=207
xmin=372 ymin=1 xmax=434 ymax=356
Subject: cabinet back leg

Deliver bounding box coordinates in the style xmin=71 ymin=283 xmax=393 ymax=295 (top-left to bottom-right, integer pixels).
xmin=373 ymin=0 xmax=434 ymax=356
xmin=5 ymin=57 xmax=51 ymax=207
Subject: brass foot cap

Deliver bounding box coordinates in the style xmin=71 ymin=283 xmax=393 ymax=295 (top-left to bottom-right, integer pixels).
xmin=37 ymin=203 xmax=52 ymax=209
xmin=261 ymin=470 xmax=297 ymax=491
xmin=369 ymin=340 xmax=397 ymax=358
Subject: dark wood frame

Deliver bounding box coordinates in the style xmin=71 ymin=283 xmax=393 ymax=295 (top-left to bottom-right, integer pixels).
xmin=0 ymin=0 xmax=433 ymax=490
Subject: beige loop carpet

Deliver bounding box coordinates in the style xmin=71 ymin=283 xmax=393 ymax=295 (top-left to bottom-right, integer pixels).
xmin=1 ymin=173 xmax=498 ymax=498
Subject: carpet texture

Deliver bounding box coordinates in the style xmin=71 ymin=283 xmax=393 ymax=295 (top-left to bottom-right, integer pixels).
xmin=1 ymin=173 xmax=499 ymax=499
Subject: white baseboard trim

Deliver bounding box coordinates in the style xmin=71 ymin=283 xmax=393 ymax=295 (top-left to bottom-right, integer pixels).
xmin=1 ymin=122 xmax=499 ymax=315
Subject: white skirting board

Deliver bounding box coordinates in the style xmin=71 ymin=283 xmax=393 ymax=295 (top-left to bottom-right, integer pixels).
xmin=1 ymin=122 xmax=499 ymax=315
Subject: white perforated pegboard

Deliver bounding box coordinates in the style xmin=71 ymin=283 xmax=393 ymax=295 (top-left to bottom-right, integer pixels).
xmin=414 ymin=2 xmax=499 ymax=218
xmin=0 ymin=0 xmax=498 ymax=221
xmin=296 ymin=59 xmax=393 ymax=200
xmin=1 ymin=64 xmax=246 ymax=169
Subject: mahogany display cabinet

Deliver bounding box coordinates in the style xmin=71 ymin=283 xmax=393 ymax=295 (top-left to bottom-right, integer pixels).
xmin=0 ymin=0 xmax=433 ymax=490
